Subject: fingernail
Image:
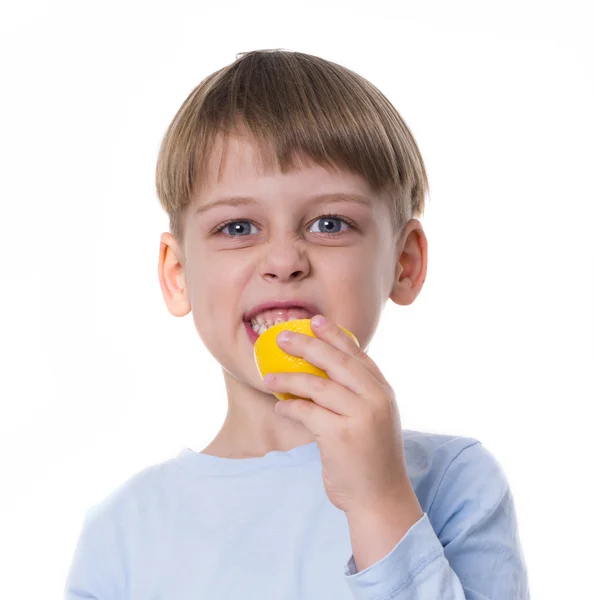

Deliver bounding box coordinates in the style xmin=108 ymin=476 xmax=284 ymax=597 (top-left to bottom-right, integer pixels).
xmin=277 ymin=330 xmax=292 ymax=342
xmin=311 ymin=315 xmax=327 ymax=327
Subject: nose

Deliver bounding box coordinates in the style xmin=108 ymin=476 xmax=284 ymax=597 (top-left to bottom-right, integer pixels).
xmin=259 ymin=241 xmax=310 ymax=282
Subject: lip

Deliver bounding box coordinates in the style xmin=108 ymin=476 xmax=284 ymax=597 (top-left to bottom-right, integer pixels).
xmin=244 ymin=321 xmax=260 ymax=345
xmin=244 ymin=300 xmax=321 ymax=323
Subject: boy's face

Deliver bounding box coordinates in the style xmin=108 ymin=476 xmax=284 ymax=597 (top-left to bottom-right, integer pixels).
xmin=158 ymin=131 xmax=426 ymax=402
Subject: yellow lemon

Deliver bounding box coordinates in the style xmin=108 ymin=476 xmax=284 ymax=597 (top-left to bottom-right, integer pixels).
xmin=253 ymin=318 xmax=359 ymax=401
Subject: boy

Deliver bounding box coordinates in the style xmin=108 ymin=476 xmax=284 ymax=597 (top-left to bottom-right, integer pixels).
xmin=64 ymin=49 xmax=530 ymax=599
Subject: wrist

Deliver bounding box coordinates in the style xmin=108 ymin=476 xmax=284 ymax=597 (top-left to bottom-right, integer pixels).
xmin=346 ymin=479 xmax=423 ymax=524
xmin=345 ymin=485 xmax=424 ymax=572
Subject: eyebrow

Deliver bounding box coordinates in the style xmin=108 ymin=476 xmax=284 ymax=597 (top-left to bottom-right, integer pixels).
xmin=194 ymin=192 xmax=373 ymax=215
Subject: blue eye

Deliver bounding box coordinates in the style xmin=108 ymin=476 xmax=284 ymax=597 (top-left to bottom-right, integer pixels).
xmin=216 ymin=220 xmax=260 ymax=236
xmin=309 ymin=215 xmax=352 ymax=234
xmin=214 ymin=214 xmax=354 ymax=237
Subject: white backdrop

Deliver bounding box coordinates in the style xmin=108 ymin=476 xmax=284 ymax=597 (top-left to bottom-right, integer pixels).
xmin=1 ymin=1 xmax=592 ymax=598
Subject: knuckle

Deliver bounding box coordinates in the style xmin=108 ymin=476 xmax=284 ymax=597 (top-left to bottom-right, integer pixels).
xmin=338 ymin=351 xmax=352 ymax=368
xmin=336 ymin=422 xmax=354 ymax=444
xmin=384 ymin=384 xmax=397 ymax=404
xmin=354 ymin=347 xmax=368 ymax=362
xmin=313 ymin=375 xmax=331 ymax=393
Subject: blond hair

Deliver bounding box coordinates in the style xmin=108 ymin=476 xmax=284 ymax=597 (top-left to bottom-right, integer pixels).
xmin=155 ymin=49 xmax=430 ymax=245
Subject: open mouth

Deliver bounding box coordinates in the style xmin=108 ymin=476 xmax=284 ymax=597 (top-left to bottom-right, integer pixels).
xmin=243 ymin=306 xmax=317 ymax=344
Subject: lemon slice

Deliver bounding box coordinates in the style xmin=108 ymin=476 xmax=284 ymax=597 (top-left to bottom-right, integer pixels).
xmin=253 ymin=318 xmax=358 ymax=401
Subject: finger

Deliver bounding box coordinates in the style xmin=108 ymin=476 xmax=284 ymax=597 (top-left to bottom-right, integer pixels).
xmin=272 ymin=393 xmax=345 ymax=437
xmin=310 ymin=315 xmax=390 ymax=387
xmin=277 ymin=328 xmax=384 ymax=399
xmin=265 ymin=371 xmax=360 ymax=417
xmin=277 ymin=332 xmax=371 ymax=398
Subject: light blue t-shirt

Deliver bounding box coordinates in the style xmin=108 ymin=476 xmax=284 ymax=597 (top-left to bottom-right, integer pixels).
xmin=64 ymin=429 xmax=530 ymax=599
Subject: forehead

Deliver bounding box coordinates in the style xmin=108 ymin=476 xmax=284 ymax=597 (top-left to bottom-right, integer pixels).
xmin=196 ymin=131 xmax=378 ymax=202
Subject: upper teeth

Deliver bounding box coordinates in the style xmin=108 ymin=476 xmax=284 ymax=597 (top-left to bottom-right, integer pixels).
xmin=250 ymin=316 xmax=299 ymax=335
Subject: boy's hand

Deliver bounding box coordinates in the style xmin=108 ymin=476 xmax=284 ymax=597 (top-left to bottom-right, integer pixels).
xmin=264 ymin=315 xmax=422 ymax=520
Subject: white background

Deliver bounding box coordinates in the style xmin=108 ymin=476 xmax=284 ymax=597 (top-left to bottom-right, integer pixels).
xmin=1 ymin=1 xmax=592 ymax=598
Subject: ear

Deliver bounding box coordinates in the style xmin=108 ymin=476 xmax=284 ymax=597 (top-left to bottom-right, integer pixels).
xmin=158 ymin=232 xmax=192 ymax=317
xmin=390 ymin=219 xmax=428 ymax=306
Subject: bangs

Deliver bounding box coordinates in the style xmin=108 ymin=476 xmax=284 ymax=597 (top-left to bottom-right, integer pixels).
xmin=156 ymin=50 xmax=429 ymax=244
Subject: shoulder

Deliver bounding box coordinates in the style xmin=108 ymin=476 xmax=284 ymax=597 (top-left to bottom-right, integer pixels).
xmin=403 ymin=429 xmax=510 ymax=515
xmin=402 ymin=428 xmax=485 ymax=490
xmin=403 ymin=429 xmax=513 ymax=536
xmin=81 ymin=456 xmax=180 ymax=530
xmin=65 ymin=458 xmax=183 ymax=596
xmin=402 ymin=428 xmax=482 ymax=465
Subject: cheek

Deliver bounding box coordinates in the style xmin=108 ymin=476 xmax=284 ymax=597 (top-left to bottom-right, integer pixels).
xmin=327 ymin=255 xmax=372 ymax=288
xmin=322 ymin=253 xmax=385 ymax=340
xmin=190 ymin=258 xmax=251 ymax=321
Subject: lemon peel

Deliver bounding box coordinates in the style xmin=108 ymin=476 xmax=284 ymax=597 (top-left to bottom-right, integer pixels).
xmin=253 ymin=318 xmax=359 ymax=401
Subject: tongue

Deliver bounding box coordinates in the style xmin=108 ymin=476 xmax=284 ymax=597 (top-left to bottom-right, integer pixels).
xmin=254 ymin=307 xmax=314 ymax=323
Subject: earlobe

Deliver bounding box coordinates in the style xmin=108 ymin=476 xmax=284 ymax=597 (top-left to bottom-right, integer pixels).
xmin=158 ymin=233 xmax=192 ymax=317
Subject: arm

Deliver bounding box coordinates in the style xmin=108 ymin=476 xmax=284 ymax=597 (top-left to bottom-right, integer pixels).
xmin=342 ymin=441 xmax=530 ymax=600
